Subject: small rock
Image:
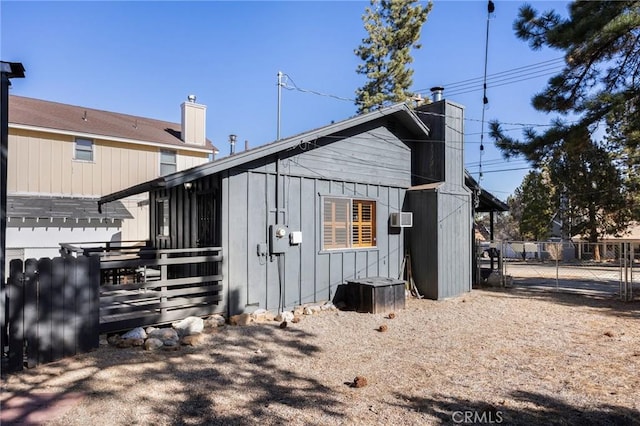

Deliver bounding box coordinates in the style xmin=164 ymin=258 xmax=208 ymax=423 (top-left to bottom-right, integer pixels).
xmin=181 ymin=333 xmax=205 ymax=346
xmin=116 ymin=339 xmax=135 ymax=349
xmin=172 ymin=316 xmax=204 ymax=336
xmin=107 ymin=334 xmax=121 ymax=346
xmin=378 ymin=324 xmax=388 ymax=332
xmin=130 ymin=338 xmax=145 ymax=347
xmin=280 ymin=321 xmax=288 ymax=329
xmin=229 ymin=313 xmax=253 ymax=326
xmin=144 ymin=338 xmax=164 ymax=350
xmin=387 ymin=312 xmax=396 ymax=319
xmin=321 ymin=301 xmax=336 ymax=311
xmin=163 ymin=339 xmax=179 ymax=347
xmin=252 ymin=309 xmax=275 ymax=323
xmin=204 ymin=314 xmax=226 ymax=328
xmin=148 ymin=328 xmax=179 ymax=341
xmin=145 ymin=326 xmax=158 ymax=334
xmin=303 ymin=307 xmax=314 ymax=315
xmin=292 ymin=315 xmax=301 ymax=324
xmin=276 ymin=311 xmax=294 ymax=322
xmin=604 ymin=330 xmax=615 ymax=337
xmin=122 ymin=327 xmax=147 ymax=340
xmin=293 ymin=307 xmax=304 ymax=317
xmin=352 ymin=376 xmax=368 ymax=388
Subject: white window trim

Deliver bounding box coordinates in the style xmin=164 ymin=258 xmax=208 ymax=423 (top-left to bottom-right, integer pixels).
xmin=159 ymin=149 xmax=177 ymax=176
xmin=73 ymin=137 xmax=94 ymax=163
xmin=321 ymin=195 xmax=377 ymax=252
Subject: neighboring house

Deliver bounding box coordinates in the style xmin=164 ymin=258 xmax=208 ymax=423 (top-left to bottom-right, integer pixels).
xmin=572 ymin=222 xmax=640 ymax=260
xmin=6 ymin=95 xmax=217 ymax=266
xmin=100 ymin=98 xmax=506 ymax=315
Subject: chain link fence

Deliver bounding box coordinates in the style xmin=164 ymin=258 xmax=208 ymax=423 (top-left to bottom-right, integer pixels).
xmin=476 ymin=240 xmax=639 ymax=301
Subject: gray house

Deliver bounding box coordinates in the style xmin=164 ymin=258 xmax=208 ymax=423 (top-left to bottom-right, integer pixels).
xmin=100 ymin=99 xmax=494 ymax=315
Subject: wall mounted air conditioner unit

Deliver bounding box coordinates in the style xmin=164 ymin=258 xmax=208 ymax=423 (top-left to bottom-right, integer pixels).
xmin=390 ymin=212 xmax=413 ymax=228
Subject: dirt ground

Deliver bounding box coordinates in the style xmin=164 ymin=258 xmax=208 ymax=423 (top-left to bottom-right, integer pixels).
xmin=2 ymin=286 xmax=640 ymax=425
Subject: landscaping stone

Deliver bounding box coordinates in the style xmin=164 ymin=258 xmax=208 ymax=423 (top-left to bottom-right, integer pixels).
xmin=181 ymin=333 xmax=205 ymax=346
xmin=204 ymin=314 xmax=226 ymax=328
xmin=229 ymin=313 xmax=253 ymax=326
xmin=144 ymin=338 xmax=164 ymax=350
xmin=276 ymin=311 xmax=294 ymax=322
xmin=121 ymin=327 xmax=147 ymax=340
xmin=251 ymin=309 xmax=275 ymax=323
xmin=172 ymin=316 xmax=204 ymax=336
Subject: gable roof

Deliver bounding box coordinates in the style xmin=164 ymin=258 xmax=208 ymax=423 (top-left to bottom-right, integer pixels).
xmin=99 ymin=102 xmax=430 ymax=207
xmin=9 ymin=95 xmax=216 ymax=153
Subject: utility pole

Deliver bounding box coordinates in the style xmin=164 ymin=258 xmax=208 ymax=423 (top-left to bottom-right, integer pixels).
xmin=1 ymin=61 xmax=25 ymax=288
xmin=277 ymin=71 xmax=282 ymax=141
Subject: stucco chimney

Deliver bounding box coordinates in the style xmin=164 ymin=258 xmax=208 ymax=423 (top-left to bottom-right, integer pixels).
xmin=181 ymin=95 xmax=206 ymax=145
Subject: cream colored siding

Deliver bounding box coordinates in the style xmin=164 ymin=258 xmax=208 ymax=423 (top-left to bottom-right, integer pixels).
xmin=8 ymin=128 xmax=210 ymax=196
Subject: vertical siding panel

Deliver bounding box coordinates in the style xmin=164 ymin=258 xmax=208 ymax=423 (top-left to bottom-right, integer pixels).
xmin=247 ymin=172 xmax=267 ymax=307
xmin=265 ymin=173 xmax=280 ymax=311
xmin=329 ymin=252 xmax=343 ymax=301
xmin=300 ymin=177 xmax=315 ymax=304
xmin=50 ymin=138 xmax=64 ymax=194
xmin=101 ymin=145 xmax=112 ymax=194
xmin=343 ymin=251 xmax=355 ymax=283
xmin=16 ymin=134 xmax=30 ymax=193
xmin=39 ymin=139 xmax=52 ymax=194
xmin=228 ymin=171 xmax=248 ymax=313
xmin=284 ymin=176 xmax=301 ymax=307
xmin=315 ymin=180 xmax=330 ymax=301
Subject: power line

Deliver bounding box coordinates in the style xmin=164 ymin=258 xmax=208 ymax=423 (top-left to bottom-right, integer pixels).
xmin=415 ymin=57 xmax=564 ymax=93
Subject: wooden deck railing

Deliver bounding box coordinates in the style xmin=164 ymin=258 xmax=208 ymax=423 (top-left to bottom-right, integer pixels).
xmin=96 ymin=247 xmax=224 ymax=333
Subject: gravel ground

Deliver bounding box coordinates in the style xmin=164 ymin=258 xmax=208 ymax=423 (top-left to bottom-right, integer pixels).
xmin=2 ymin=287 xmax=640 ymax=425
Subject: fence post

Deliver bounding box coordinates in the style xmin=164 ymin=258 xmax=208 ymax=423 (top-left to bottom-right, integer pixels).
xmin=37 ymin=258 xmax=53 ymax=365
xmin=555 ymin=242 xmax=560 ymax=292
xmin=77 ymin=255 xmax=99 ymax=352
xmin=23 ymin=259 xmax=38 ymax=368
xmin=51 ymin=257 xmax=65 ymax=362
xmin=7 ymin=259 xmax=24 ymax=373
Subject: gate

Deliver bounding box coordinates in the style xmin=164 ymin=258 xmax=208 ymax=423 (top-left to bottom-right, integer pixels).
xmin=489 ymin=240 xmax=639 ymax=301
xmin=1 ymin=256 xmax=100 ymax=374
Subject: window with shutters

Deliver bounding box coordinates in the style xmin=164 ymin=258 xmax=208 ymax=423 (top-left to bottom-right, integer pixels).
xmin=323 ymin=197 xmax=376 ymax=250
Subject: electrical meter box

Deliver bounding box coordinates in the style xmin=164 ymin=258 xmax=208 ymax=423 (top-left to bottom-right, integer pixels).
xmin=269 ymin=224 xmax=289 ymax=254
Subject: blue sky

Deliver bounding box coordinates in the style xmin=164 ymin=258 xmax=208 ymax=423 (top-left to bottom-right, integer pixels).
xmin=1 ymin=0 xmax=570 ymax=201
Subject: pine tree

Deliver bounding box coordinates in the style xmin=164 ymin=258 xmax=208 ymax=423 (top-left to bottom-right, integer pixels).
xmin=490 ymin=1 xmax=640 ymax=246
xmin=517 ymin=170 xmax=555 ymax=241
xmin=355 ymin=0 xmax=431 ymax=113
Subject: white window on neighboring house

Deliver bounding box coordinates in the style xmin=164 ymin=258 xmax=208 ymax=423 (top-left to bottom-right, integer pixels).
xmin=75 ymin=138 xmax=94 ymax=162
xmin=157 ymin=198 xmax=170 ymax=237
xmin=160 ymin=150 xmax=177 ymax=176
xmin=322 ymin=197 xmax=377 ymax=250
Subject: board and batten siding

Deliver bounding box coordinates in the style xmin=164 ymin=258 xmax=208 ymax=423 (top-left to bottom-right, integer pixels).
xmin=7 ymin=128 xmax=209 ymax=196
xmin=212 ymin=126 xmax=410 ymax=315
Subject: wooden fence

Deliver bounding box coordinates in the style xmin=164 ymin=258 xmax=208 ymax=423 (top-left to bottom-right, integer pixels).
xmin=1 ymin=256 xmax=100 ymax=374
xmin=2 ymin=246 xmax=223 ymax=373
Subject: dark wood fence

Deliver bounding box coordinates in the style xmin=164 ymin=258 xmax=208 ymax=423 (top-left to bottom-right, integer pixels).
xmin=2 ymin=246 xmax=223 ymax=373
xmin=98 ymin=247 xmax=223 ymax=334
xmin=1 ymin=256 xmax=100 ymax=374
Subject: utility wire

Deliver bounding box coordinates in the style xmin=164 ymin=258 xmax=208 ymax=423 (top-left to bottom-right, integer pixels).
xmin=479 ymin=0 xmax=495 ymax=182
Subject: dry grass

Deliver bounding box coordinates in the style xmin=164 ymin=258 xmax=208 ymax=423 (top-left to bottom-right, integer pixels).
xmin=2 ymin=288 xmax=640 ymax=425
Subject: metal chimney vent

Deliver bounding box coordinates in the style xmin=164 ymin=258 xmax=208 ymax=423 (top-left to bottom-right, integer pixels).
xmin=430 ymin=86 xmax=444 ymax=102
